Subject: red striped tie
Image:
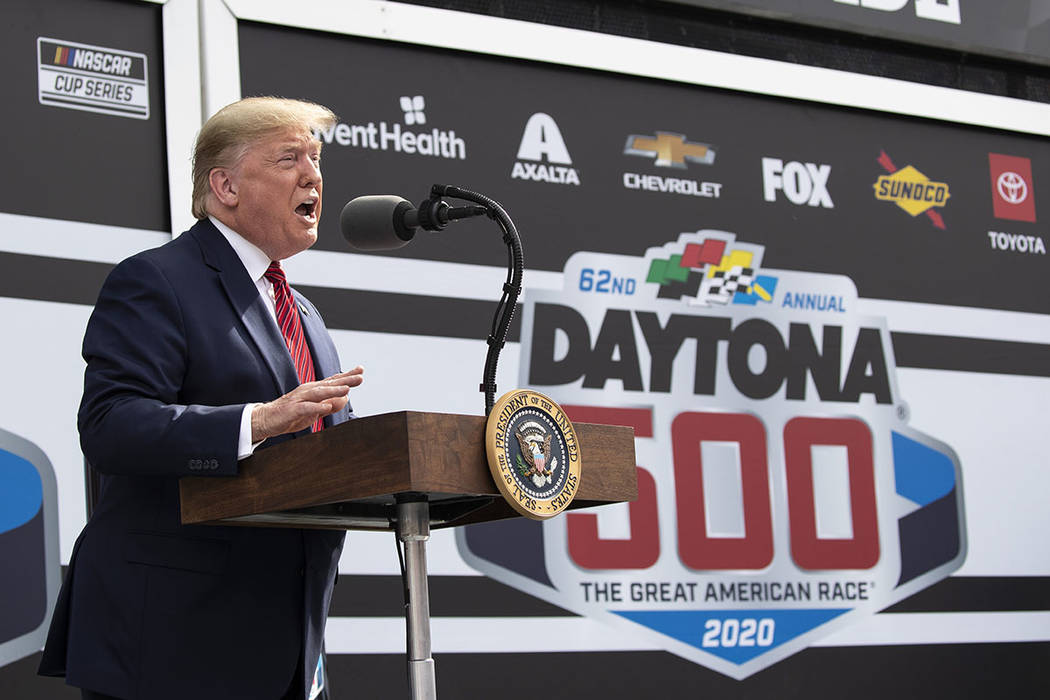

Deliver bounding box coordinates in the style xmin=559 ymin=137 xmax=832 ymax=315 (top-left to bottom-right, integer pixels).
xmin=265 ymin=261 xmax=324 ymax=432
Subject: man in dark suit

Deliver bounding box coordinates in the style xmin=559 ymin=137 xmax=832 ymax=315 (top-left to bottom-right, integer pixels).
xmin=39 ymin=97 xmax=363 ymax=700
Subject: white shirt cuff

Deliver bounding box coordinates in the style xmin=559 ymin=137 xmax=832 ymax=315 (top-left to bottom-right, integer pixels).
xmin=238 ymin=403 xmax=263 ymax=460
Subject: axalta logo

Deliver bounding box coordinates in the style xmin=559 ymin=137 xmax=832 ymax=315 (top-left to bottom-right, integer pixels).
xmin=832 ymin=0 xmax=961 ymax=25
xmin=623 ymin=132 xmax=721 ymax=198
xmin=873 ymin=150 xmax=950 ymax=228
xmin=762 ymin=158 xmax=833 ymax=208
xmin=511 ymin=113 xmax=580 ymax=186
xmin=459 ymin=229 xmax=966 ymax=679
xmin=988 ymin=153 xmax=1036 ymax=222
xmin=316 ymin=95 xmax=466 ymax=159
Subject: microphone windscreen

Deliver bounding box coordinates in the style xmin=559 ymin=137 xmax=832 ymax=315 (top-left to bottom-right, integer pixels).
xmin=340 ymin=195 xmax=415 ymax=251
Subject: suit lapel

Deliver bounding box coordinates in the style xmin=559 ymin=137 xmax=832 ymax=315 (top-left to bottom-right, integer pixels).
xmin=295 ymin=291 xmax=349 ymax=428
xmin=191 ymin=220 xmax=299 ymax=396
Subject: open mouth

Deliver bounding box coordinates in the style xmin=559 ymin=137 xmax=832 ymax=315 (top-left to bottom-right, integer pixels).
xmin=295 ymin=200 xmax=317 ymax=219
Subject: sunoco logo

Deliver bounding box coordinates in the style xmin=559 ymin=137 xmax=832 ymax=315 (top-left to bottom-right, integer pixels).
xmin=874 ymin=150 xmax=950 ymax=229
xmin=317 ymin=96 xmax=466 ymax=160
xmin=459 ymin=229 xmax=966 ymax=678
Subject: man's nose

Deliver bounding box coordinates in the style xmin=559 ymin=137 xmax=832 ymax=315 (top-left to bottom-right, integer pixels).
xmin=299 ymin=160 xmax=321 ymax=187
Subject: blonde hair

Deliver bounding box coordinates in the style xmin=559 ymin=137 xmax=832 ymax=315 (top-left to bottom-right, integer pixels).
xmin=191 ymin=97 xmax=337 ymax=219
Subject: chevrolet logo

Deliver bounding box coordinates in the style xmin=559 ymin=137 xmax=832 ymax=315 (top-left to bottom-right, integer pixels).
xmin=624 ymin=132 xmax=716 ymax=169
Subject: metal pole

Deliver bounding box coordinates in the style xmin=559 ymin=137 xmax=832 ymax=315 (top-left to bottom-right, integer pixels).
xmin=396 ymin=498 xmax=437 ymax=700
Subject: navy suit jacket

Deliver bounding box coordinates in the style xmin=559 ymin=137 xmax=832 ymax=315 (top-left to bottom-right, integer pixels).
xmin=39 ymin=219 xmax=349 ymax=699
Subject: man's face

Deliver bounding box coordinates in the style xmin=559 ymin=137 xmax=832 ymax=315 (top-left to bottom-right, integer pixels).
xmin=228 ymin=127 xmax=324 ymax=260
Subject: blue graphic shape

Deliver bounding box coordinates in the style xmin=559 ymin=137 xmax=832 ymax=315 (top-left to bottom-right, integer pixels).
xmin=892 ymin=431 xmax=955 ymax=507
xmin=614 ymin=608 xmax=848 ymax=665
xmin=732 ymin=274 xmax=778 ymax=305
xmin=0 ymin=449 xmax=43 ymax=534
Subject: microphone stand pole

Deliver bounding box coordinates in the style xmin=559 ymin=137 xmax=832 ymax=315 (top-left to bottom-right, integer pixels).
xmin=397 ymin=494 xmax=436 ymax=700
xmin=393 ymin=184 xmax=523 ymax=700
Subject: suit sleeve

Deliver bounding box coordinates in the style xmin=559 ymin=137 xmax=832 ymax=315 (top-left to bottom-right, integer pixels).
xmin=78 ymin=254 xmax=243 ymax=477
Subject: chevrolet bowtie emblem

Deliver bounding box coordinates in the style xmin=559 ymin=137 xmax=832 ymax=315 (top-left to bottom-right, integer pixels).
xmin=624 ymin=132 xmax=716 ymax=168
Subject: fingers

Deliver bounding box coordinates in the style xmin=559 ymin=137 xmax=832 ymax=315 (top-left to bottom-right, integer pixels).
xmin=320 ymin=366 xmax=365 ymax=386
xmin=297 ymin=383 xmax=352 ymax=401
xmin=321 ymin=394 xmax=350 ymax=414
xmin=252 ymin=367 xmax=364 ymax=442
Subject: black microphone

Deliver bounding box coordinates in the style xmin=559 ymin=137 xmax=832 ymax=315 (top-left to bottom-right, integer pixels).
xmin=340 ymin=195 xmax=488 ymax=251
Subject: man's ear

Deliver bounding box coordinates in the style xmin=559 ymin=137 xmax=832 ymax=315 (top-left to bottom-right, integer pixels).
xmin=208 ymin=167 xmax=238 ymax=208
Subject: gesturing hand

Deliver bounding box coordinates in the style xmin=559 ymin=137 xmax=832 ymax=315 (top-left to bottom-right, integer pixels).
xmin=251 ymin=366 xmax=364 ymax=442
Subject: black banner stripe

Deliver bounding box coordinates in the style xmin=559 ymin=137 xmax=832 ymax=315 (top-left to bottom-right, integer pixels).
xmin=330 ymin=574 xmax=1050 ymax=617
xmin=324 ymin=643 xmax=1050 ymax=699
xmin=330 ymin=573 xmax=574 ymax=618
xmin=0 ymin=252 xmax=111 ymax=306
xmin=2 ymin=253 xmax=1048 ymax=377
xmin=9 ymin=641 xmax=1050 ymax=699
xmin=883 ymin=576 xmax=1050 ymax=614
xmin=891 ymin=331 xmax=1050 ymax=377
xmin=295 ymin=284 xmax=515 ymax=342
xmin=51 ymin=566 xmax=1047 ymax=617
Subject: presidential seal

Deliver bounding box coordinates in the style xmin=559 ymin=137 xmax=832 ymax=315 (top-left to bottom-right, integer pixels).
xmin=485 ymin=389 xmax=581 ymax=520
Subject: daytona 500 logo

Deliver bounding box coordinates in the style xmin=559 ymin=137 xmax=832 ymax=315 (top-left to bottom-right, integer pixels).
xmin=458 ymin=230 xmax=966 ymax=678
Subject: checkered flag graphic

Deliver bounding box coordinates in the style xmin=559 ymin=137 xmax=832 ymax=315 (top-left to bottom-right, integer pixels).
xmin=695 ymin=266 xmax=754 ymax=305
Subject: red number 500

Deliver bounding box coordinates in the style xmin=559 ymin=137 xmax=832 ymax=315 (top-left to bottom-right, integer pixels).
xmin=563 ymin=406 xmax=880 ymax=572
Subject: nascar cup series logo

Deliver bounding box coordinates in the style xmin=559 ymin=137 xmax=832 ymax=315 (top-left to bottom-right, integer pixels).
xmin=37 ymin=37 xmax=149 ymax=119
xmin=459 ymin=230 xmax=966 ymax=678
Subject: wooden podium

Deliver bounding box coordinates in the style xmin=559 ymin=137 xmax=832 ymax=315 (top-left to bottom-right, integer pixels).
xmin=179 ymin=410 xmax=637 ymax=699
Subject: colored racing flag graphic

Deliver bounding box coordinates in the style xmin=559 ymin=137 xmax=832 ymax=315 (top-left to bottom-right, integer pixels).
xmin=646 ymin=235 xmax=777 ymax=307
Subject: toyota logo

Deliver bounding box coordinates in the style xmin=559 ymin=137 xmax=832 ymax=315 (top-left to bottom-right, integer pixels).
xmin=997 ymin=171 xmax=1029 ymax=204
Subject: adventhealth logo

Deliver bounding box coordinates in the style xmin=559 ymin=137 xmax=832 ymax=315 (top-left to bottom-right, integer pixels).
xmin=511 ymin=113 xmax=580 ymax=186
xmin=316 ymin=96 xmax=466 ymax=160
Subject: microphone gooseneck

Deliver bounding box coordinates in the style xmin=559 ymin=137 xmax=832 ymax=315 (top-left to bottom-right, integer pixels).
xmin=429 ymin=184 xmax=523 ymax=417
xmin=339 ymin=185 xmax=523 ymax=416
